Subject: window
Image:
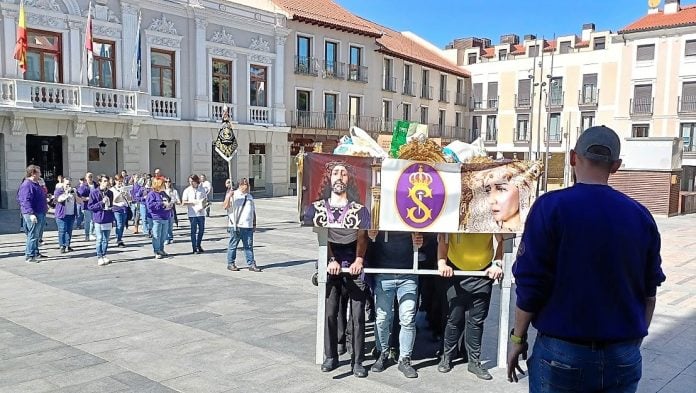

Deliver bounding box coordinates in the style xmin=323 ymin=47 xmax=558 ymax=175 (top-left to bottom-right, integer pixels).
xmin=549 ymin=113 xmax=561 ymax=141
xmin=456 ymin=78 xmax=463 ymax=94
xmin=91 ymin=40 xmax=115 ymax=88
xmin=25 ymin=29 xmax=62 ymax=83
xmin=528 ymin=45 xmax=538 ymax=57
xmin=632 ymin=124 xmax=650 ymax=138
xmin=455 ymin=112 xmax=462 ymax=128
xmin=682 ymin=123 xmax=696 ymax=152
xmin=296 ymin=90 xmax=311 ymax=126
xmin=488 ymin=81 xmax=499 ymax=108
xmin=403 ymin=103 xmax=411 ymax=121
xmin=468 ymin=52 xmax=477 ymax=65
xmin=498 ymin=49 xmax=507 ymax=61
xmin=420 ymin=106 xmax=428 ymax=124
xmin=472 ymin=115 xmax=481 ymax=139
xmin=486 ymin=115 xmax=497 ymax=141
xmin=581 ymin=112 xmax=595 ymax=130
xmin=581 ymin=73 xmax=598 ymax=104
xmin=403 ymin=64 xmax=413 ymax=95
xmin=517 ymin=79 xmax=531 ymax=106
xmin=212 ymin=59 xmax=232 ymax=103
xmin=681 ymin=81 xmax=696 ymax=112
xmin=439 ymin=74 xmax=448 ymax=101
xmin=349 ymin=96 xmax=361 ymax=126
xmin=151 ymin=49 xmax=175 ymax=97
xmin=593 ymin=36 xmax=606 ymax=50
xmin=438 ymin=109 xmax=446 ymax=125
xmin=686 ymin=39 xmax=696 ymax=57
xmin=559 ymin=41 xmax=572 ymax=54
xmin=632 ymin=84 xmax=653 ymax=114
xmin=421 ymin=69 xmax=431 ymax=99
xmin=383 ymin=58 xmax=394 ymax=91
xmin=297 ymin=35 xmax=311 ymax=70
xmin=516 ymin=114 xmax=530 ymax=141
xmin=456 ymin=78 xmax=465 ymax=104
xmin=473 ymin=83 xmax=483 ymax=108
xmin=324 ymin=93 xmax=337 ymax=128
xmin=382 ymin=100 xmax=391 ymax=121
xmin=348 ymin=45 xmax=363 ymax=81
xmin=637 ymin=44 xmax=655 ymax=61
xmin=549 ymin=77 xmax=563 ymax=106
xmin=324 ymin=41 xmax=338 ymax=77
xmin=249 ymin=65 xmax=267 ymax=107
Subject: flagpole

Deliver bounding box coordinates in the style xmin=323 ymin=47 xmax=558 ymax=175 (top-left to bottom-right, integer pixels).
xmin=130 ymin=11 xmax=142 ymax=91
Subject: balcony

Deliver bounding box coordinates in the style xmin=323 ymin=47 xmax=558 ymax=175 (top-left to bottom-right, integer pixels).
xmin=455 ymin=92 xmax=466 ymax=106
xmin=441 ymin=125 xmax=466 ymax=139
xmin=428 ymin=123 xmax=446 ymax=137
xmin=323 ymin=60 xmax=345 ymax=79
xmin=290 ymin=111 xmax=392 ymax=134
xmin=471 ymin=96 xmax=499 ymax=113
xmin=546 ymin=90 xmax=564 ymax=109
xmin=484 ymin=127 xmax=498 ymax=144
xmin=421 ymin=85 xmax=433 ymax=100
xmin=383 ymin=75 xmax=397 ymax=92
xmin=630 ymin=97 xmax=654 ymax=117
xmin=439 ymin=89 xmax=450 ymax=103
xmin=578 ymin=87 xmax=599 ymax=109
xmin=515 ymin=94 xmax=532 ymax=111
xmin=348 ymin=64 xmax=368 ymax=83
xmin=679 ymin=96 xmax=696 ymax=114
xmin=150 ymin=97 xmax=181 ymax=119
xmin=210 ymin=102 xmax=237 ymax=122
xmin=403 ymin=80 xmax=417 ymax=96
xmin=294 ymin=56 xmax=319 ymax=76
xmin=545 ymin=127 xmax=563 ymax=143
xmin=248 ymin=106 xmax=272 ymax=124
xmin=514 ymin=127 xmax=530 ymax=143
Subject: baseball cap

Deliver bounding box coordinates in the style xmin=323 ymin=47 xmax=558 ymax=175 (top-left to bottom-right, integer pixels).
xmin=575 ymin=125 xmax=621 ymax=162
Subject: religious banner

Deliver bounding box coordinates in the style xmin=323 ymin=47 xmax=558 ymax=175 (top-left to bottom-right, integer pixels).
xmin=379 ymin=159 xmax=461 ymax=233
xmin=300 ymin=153 xmax=374 ymax=229
xmin=214 ymin=109 xmax=238 ymax=162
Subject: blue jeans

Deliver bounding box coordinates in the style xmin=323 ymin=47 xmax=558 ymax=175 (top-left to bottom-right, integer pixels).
xmin=227 ymin=227 xmax=254 ymax=266
xmin=83 ymin=209 xmax=95 ymax=238
xmin=75 ymin=205 xmax=84 ymax=228
xmin=189 ymin=216 xmax=205 ymax=250
xmin=139 ymin=203 xmax=152 ymax=234
xmin=113 ymin=211 xmax=127 ymax=242
xmin=55 ymin=215 xmax=75 ymax=247
xmin=374 ymin=274 xmax=418 ymax=360
xmin=94 ymin=222 xmax=111 ymax=258
xmin=529 ymin=334 xmax=642 ymax=393
xmin=167 ymin=216 xmax=174 ymax=241
xmin=152 ymin=219 xmax=168 ymax=253
xmin=23 ymin=213 xmax=46 ymax=258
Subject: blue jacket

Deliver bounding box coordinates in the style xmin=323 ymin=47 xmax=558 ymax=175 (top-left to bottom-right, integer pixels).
xmin=146 ymin=190 xmax=172 ymax=221
xmin=17 ymin=179 xmax=48 ymax=215
xmin=53 ymin=187 xmax=78 ymax=218
xmin=88 ymin=188 xmax=115 ymax=224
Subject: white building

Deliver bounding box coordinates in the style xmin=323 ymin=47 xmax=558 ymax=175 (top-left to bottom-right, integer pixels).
xmin=0 ymin=0 xmax=291 ymax=208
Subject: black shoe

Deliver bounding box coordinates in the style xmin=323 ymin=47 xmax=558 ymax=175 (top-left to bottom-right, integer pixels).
xmin=353 ymin=362 xmax=367 ymax=378
xmin=338 ymin=344 xmax=347 ymax=356
xmin=66 ymin=247 xmax=74 ymax=252
xmin=468 ymin=360 xmax=492 ymax=380
xmin=227 ymin=264 xmax=240 ymax=271
xmin=248 ymin=264 xmax=262 ymax=272
xmin=148 ymin=233 xmax=152 ymax=238
xmin=321 ymin=357 xmax=338 ymax=372
xmin=193 ymin=249 xmax=199 ymax=254
xmin=197 ymin=246 xmax=204 ymax=253
xmin=117 ymin=241 xmax=125 ymax=248
xmin=59 ymin=247 xmax=66 ymax=254
xmin=37 ymin=253 xmax=48 ymax=259
xmin=371 ymin=352 xmax=391 ymax=373
xmin=398 ymin=357 xmax=418 ymax=378
xmin=437 ymin=354 xmax=452 ymax=373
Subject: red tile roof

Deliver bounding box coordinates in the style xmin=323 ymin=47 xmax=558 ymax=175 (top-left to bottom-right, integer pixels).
xmin=273 ymin=0 xmax=381 ymax=37
xmin=363 ymin=21 xmax=469 ymax=78
xmin=619 ymin=4 xmax=696 ymax=33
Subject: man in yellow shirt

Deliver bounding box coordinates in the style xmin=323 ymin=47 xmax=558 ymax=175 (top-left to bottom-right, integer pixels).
xmin=436 ymin=233 xmax=503 ymax=380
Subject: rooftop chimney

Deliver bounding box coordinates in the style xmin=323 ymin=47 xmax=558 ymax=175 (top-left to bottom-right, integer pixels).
xmin=500 ymin=34 xmax=520 ymax=45
xmin=582 ymin=23 xmax=595 ymax=42
xmin=524 ymin=34 xmax=537 ymax=41
xmin=665 ymin=0 xmax=681 ymax=14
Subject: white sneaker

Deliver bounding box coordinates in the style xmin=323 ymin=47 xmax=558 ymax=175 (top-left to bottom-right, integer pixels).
xmin=102 ymin=257 xmax=111 ymax=264
xmin=97 ymin=257 xmax=107 ymax=266
xmin=90 ymin=236 xmax=97 ymax=241
xmin=155 ymin=254 xmax=163 ymax=260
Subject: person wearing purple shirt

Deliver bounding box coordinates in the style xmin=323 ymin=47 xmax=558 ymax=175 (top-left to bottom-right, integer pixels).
xmin=111 ymin=175 xmax=130 ymax=247
xmin=146 ymin=177 xmax=173 ymax=259
xmin=16 ymin=165 xmax=48 ymax=263
xmin=88 ymin=175 xmax=115 ymax=266
xmin=54 ymin=177 xmax=82 ymax=253
xmin=77 ymin=172 xmax=97 ymax=241
xmin=130 ymin=175 xmax=142 ymax=234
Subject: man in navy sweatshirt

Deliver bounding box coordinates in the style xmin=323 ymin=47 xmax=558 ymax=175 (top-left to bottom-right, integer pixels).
xmin=88 ymin=175 xmax=115 ymax=266
xmin=507 ymin=126 xmax=666 ymax=392
xmin=17 ymin=165 xmax=48 ymax=262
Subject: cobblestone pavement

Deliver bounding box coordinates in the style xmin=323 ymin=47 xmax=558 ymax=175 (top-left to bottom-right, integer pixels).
xmin=0 ymin=198 xmax=694 ymax=392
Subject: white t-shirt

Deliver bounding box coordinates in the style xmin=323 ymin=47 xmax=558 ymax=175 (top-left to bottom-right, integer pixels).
xmin=201 ymin=180 xmax=213 ymax=196
xmin=227 ymin=190 xmax=255 ymax=228
xmin=182 ymin=185 xmax=207 ymax=217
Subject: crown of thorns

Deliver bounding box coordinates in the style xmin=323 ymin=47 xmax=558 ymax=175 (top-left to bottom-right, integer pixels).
xmin=324 ymin=161 xmax=352 ymax=173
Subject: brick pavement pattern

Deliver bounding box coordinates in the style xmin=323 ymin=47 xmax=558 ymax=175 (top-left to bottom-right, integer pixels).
xmin=0 ymin=197 xmax=693 ymax=392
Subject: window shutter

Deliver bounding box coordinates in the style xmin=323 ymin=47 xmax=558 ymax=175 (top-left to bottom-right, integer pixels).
xmin=560 ymin=41 xmax=572 ymax=54
xmin=487 ymin=82 xmax=498 ymax=99
xmin=634 ymin=84 xmax=652 ymax=99
xmin=518 ymin=79 xmax=531 ymax=98
xmin=582 ymin=73 xmax=598 ymax=86
xmin=685 ymin=40 xmax=696 ymax=56
xmin=637 ymin=45 xmax=655 ymax=61
xmin=473 ymin=83 xmax=483 ymax=100
xmin=683 ymin=82 xmax=696 ymax=98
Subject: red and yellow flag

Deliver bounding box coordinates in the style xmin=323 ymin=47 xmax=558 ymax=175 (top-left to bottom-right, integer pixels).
xmin=13 ymin=1 xmax=27 ymax=74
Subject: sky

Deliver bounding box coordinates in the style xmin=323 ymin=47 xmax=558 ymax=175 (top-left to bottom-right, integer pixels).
xmin=337 ymin=0 xmax=686 ymax=48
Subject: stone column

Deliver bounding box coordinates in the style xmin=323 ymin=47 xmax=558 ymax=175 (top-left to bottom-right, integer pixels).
xmin=1 ymin=9 xmax=18 ymax=78
xmin=68 ymin=21 xmax=83 ymax=85
xmin=120 ymin=2 xmax=139 ymax=90
xmin=67 ymin=119 xmax=88 ymax=180
xmin=122 ymin=121 xmax=144 ymax=174
xmin=194 ymin=17 xmax=209 ymax=121
xmin=2 ymin=115 xmax=27 ymax=209
xmin=273 ymin=34 xmax=287 ymax=126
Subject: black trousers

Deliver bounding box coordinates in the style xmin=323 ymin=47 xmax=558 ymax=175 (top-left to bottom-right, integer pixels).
xmin=337 ymin=283 xmax=349 ymax=347
xmin=325 ymin=274 xmax=368 ymax=363
xmin=442 ymin=275 xmax=493 ymax=361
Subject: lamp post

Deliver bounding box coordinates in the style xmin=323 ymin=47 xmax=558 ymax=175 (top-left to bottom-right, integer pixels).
xmin=159 ymin=141 xmax=167 ymax=156
xmin=98 ymin=139 xmax=107 ymax=156
xmin=40 ymin=140 xmax=49 ymax=153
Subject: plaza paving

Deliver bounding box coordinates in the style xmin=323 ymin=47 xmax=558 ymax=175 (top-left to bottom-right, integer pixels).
xmin=0 ymin=197 xmax=694 ymax=392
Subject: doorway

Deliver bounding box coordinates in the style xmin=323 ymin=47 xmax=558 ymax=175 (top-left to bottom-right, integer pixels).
xmin=249 ymin=143 xmax=266 ymax=191
xmin=26 ymin=135 xmax=63 ymax=192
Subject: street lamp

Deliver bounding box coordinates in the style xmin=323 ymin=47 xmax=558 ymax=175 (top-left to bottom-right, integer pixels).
xmin=40 ymin=140 xmax=49 ymax=153
xmin=98 ymin=139 xmax=107 ymax=155
xmin=159 ymin=141 xmax=167 ymax=155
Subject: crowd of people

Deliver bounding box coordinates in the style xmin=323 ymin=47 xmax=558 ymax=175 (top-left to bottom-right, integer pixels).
xmin=16 ymin=166 xmax=260 ymax=271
